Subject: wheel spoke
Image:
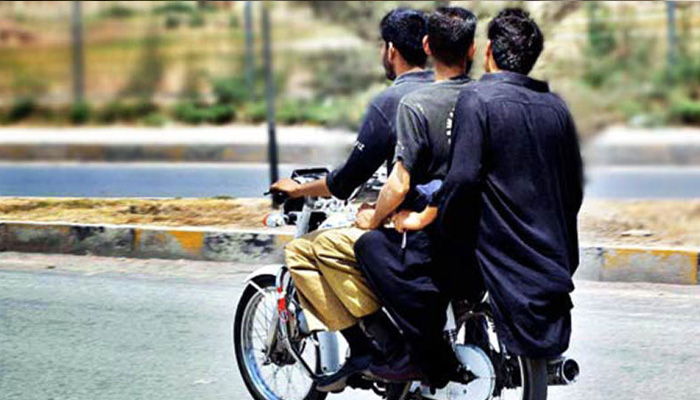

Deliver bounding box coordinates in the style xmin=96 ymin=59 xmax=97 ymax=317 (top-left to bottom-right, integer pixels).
xmin=238 ymin=285 xmax=315 ymax=400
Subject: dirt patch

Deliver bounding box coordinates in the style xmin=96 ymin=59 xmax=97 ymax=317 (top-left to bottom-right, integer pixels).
xmin=0 ymin=197 xmax=271 ymax=229
xmin=0 ymin=198 xmax=699 ymax=248
xmin=579 ymin=200 xmax=700 ymax=248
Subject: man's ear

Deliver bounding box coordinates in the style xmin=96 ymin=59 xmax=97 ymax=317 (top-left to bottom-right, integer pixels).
xmin=484 ymin=40 xmax=494 ymax=72
xmin=468 ymin=42 xmax=476 ymax=61
xmin=422 ymin=35 xmax=431 ymax=57
xmin=388 ymin=42 xmax=396 ymax=61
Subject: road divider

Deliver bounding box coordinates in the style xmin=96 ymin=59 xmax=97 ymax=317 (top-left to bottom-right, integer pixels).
xmin=0 ymin=220 xmax=698 ymax=285
xmin=0 ymin=221 xmax=294 ymax=264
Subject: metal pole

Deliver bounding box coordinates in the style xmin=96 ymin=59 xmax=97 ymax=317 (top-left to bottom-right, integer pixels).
xmin=667 ymin=1 xmax=678 ymax=66
xmin=71 ymin=1 xmax=85 ymax=103
xmin=244 ymin=1 xmax=255 ymax=93
xmin=262 ymin=1 xmax=279 ymax=186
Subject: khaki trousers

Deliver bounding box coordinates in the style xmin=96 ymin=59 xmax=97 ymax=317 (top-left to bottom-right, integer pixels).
xmin=285 ymin=227 xmax=380 ymax=332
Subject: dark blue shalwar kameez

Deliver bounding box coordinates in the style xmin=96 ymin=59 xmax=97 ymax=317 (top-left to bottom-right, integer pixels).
xmin=354 ymin=77 xmax=484 ymax=385
xmin=356 ymin=72 xmax=583 ymax=382
xmin=434 ymin=72 xmax=584 ymax=358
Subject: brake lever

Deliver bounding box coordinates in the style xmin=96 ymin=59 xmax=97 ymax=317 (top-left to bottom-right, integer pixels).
xmin=265 ymin=190 xmax=289 ymax=207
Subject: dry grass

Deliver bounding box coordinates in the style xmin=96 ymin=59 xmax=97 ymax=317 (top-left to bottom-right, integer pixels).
xmin=0 ymin=197 xmax=271 ymax=229
xmin=1 ymin=198 xmax=699 ymax=248
xmin=579 ymin=200 xmax=700 ymax=248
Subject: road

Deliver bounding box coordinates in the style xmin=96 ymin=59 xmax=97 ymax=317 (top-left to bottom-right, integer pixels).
xmin=1 ymin=253 xmax=699 ymax=400
xmin=1 ymin=163 xmax=700 ymax=199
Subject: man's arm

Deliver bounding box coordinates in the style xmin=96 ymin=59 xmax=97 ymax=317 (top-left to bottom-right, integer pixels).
xmin=356 ymin=100 xmax=426 ymax=230
xmin=270 ymin=177 xmax=331 ymax=199
xmin=325 ymin=104 xmax=394 ymax=200
xmin=269 ymin=103 xmax=390 ymax=200
xmin=356 ymin=161 xmax=411 ymax=229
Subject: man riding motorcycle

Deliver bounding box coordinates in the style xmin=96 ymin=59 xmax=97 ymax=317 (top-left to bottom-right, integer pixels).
xmin=353 ymin=6 xmax=481 ymax=388
xmin=269 ymin=8 xmax=433 ymax=392
xmin=393 ymin=8 xmax=584 ymax=362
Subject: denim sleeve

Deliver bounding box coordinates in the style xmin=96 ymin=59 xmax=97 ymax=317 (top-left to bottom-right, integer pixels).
xmin=326 ymin=103 xmax=391 ymax=200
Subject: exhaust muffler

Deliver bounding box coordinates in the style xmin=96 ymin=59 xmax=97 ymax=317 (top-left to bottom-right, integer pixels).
xmin=547 ymin=357 xmax=579 ymax=385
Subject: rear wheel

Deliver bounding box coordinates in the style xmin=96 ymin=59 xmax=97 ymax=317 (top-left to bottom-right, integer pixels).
xmin=233 ymin=275 xmax=327 ymax=400
xmin=516 ymin=357 xmax=548 ymax=400
xmin=475 ymin=313 xmax=548 ymax=400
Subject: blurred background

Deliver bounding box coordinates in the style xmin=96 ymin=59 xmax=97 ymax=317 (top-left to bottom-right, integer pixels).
xmin=0 ymin=1 xmax=698 ymax=135
xmin=0 ymin=0 xmax=699 ymax=244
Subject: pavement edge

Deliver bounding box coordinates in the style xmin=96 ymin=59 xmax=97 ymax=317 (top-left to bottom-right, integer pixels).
xmin=0 ymin=220 xmax=698 ymax=284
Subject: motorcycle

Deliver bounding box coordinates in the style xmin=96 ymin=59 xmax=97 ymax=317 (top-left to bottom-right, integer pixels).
xmin=233 ymin=168 xmax=579 ymax=400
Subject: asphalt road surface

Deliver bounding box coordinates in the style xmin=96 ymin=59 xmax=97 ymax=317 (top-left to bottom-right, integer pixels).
xmin=1 ymin=163 xmax=699 ymax=199
xmin=1 ymin=253 xmax=699 ymax=400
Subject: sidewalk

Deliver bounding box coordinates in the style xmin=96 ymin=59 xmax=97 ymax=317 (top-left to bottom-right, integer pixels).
xmin=0 ymin=125 xmax=356 ymax=164
xmin=585 ymin=125 xmax=700 ymax=166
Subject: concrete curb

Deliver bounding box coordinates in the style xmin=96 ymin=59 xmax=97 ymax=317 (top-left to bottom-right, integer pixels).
xmin=585 ymin=126 xmax=700 ymax=166
xmin=0 ymin=221 xmax=294 ymax=264
xmin=576 ymin=244 xmax=698 ymax=285
xmin=0 ymin=220 xmax=698 ymax=285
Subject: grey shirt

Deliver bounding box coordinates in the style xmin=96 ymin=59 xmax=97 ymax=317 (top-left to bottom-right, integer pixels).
xmin=394 ymin=76 xmax=472 ymax=188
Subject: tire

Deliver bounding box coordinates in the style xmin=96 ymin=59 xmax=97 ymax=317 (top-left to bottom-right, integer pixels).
xmin=233 ymin=275 xmax=327 ymax=400
xmin=519 ymin=357 xmax=548 ymax=400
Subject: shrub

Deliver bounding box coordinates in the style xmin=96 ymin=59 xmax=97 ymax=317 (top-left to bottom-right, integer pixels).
xmin=101 ymin=4 xmax=135 ymax=19
xmin=189 ymin=12 xmax=205 ymax=28
xmin=173 ymin=102 xmax=203 ymax=124
xmin=164 ymin=14 xmax=181 ymax=30
xmin=69 ymin=101 xmax=91 ymax=125
xmin=96 ymin=101 xmax=123 ymax=124
xmin=670 ymin=99 xmax=700 ymax=125
xmin=207 ymin=104 xmax=235 ymax=124
xmin=212 ymin=76 xmax=251 ymax=106
xmin=6 ymin=98 xmax=36 ymax=123
xmin=96 ymin=101 xmax=157 ymax=123
xmin=143 ymin=112 xmax=168 ymax=127
xmin=173 ymin=102 xmax=235 ymax=125
xmin=153 ymin=1 xmax=195 ymax=15
xmin=277 ymin=99 xmax=307 ymax=125
xmin=240 ymin=101 xmax=268 ymax=123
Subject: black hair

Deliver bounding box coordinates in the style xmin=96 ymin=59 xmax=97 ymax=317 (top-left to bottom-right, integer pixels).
xmin=427 ymin=7 xmax=477 ymax=67
xmin=487 ymin=8 xmax=544 ymax=74
xmin=380 ymin=8 xmax=428 ymax=68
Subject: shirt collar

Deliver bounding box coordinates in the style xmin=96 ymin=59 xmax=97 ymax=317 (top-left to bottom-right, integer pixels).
xmin=394 ymin=69 xmax=434 ymax=85
xmin=480 ymin=71 xmax=549 ymax=92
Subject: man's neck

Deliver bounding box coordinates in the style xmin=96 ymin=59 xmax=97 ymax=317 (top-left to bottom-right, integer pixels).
xmin=395 ymin=65 xmax=423 ymax=79
xmin=434 ymin=63 xmax=465 ymax=82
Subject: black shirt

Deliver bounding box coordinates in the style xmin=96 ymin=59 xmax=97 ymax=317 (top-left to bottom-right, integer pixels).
xmin=433 ymin=72 xmax=584 ymax=357
xmin=326 ymin=70 xmax=434 ymax=200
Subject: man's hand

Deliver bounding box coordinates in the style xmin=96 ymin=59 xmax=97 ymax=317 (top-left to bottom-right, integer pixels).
xmin=270 ymin=178 xmax=301 ymax=198
xmin=359 ymin=202 xmax=375 ymax=211
xmin=391 ymin=207 xmax=438 ymax=233
xmin=355 ymin=208 xmax=379 ymax=230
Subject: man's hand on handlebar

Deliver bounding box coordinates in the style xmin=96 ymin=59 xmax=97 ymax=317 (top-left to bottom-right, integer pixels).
xmin=270 ymin=178 xmax=302 ymax=199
